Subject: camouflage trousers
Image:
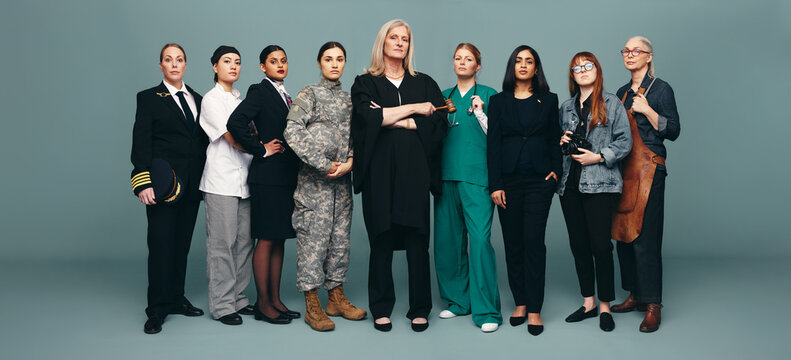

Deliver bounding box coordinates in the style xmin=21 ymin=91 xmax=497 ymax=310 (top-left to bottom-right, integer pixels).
xmin=293 ymin=169 xmax=353 ymax=292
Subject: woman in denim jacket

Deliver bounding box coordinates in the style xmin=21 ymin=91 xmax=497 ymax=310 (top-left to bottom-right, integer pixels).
xmin=557 ymin=52 xmax=631 ymax=332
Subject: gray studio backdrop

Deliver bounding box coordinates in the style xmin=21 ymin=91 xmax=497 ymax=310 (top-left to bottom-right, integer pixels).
xmin=0 ymin=0 xmax=788 ymax=264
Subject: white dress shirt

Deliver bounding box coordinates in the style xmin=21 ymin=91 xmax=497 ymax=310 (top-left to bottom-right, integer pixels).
xmin=198 ymin=83 xmax=253 ymax=198
xmin=163 ymin=80 xmax=198 ymax=120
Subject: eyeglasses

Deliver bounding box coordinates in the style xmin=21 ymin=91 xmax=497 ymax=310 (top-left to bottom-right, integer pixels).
xmin=571 ymin=62 xmax=595 ymax=73
xmin=620 ymin=48 xmax=651 ymax=57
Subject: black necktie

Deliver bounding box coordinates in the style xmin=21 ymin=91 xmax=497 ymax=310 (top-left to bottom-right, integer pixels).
xmin=176 ymin=91 xmax=195 ymax=132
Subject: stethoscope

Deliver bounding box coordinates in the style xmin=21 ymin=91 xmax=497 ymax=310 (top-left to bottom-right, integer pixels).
xmin=446 ymin=83 xmax=478 ymax=127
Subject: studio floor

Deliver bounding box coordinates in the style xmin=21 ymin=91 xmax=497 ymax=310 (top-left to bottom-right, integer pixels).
xmin=1 ymin=254 xmax=786 ymax=360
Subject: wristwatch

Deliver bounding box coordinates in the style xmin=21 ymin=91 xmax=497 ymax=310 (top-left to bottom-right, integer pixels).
xmin=598 ymin=153 xmax=605 ymax=163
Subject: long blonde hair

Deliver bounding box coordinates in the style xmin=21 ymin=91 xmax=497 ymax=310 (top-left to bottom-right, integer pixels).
xmin=628 ymin=35 xmax=655 ymax=77
xmin=366 ymin=19 xmax=417 ymax=76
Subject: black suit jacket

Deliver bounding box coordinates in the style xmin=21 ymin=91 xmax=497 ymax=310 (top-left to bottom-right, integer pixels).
xmin=487 ymin=91 xmax=562 ymax=192
xmin=227 ymin=79 xmax=299 ymax=187
xmin=130 ymin=82 xmax=208 ymax=196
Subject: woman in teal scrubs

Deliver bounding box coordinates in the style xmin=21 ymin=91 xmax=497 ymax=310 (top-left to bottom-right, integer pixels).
xmin=433 ymin=43 xmax=502 ymax=333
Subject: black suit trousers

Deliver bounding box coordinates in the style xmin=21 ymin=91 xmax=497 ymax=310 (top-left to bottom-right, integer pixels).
xmin=498 ymin=174 xmax=555 ymax=313
xmin=368 ymin=225 xmax=432 ymax=319
xmin=145 ymin=189 xmax=201 ymax=317
xmin=560 ymin=189 xmax=619 ymax=302
xmin=616 ymin=168 xmax=666 ymax=304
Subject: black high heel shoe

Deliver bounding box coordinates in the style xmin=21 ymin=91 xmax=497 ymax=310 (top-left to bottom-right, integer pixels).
xmin=374 ymin=318 xmax=392 ymax=332
xmin=411 ymin=318 xmax=429 ymax=332
xmin=509 ymin=316 xmax=526 ymax=326
xmin=276 ymin=307 xmax=301 ymax=319
xmin=527 ymin=324 xmax=544 ymax=336
xmin=253 ymin=306 xmax=292 ymax=324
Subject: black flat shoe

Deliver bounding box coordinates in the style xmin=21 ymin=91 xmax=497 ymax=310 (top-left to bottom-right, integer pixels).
xmin=411 ymin=319 xmax=429 ymax=332
xmin=276 ymin=307 xmax=301 ymax=319
xmin=527 ymin=324 xmax=544 ymax=336
xmin=509 ymin=316 xmax=526 ymax=326
xmin=253 ymin=306 xmax=292 ymax=324
xmin=374 ymin=321 xmax=392 ymax=332
xmin=565 ymin=306 xmax=598 ymax=323
xmin=237 ymin=305 xmax=255 ymax=316
xmin=218 ymin=313 xmax=243 ymax=325
xmin=144 ymin=315 xmax=163 ymax=334
xmin=172 ymin=303 xmax=204 ymax=317
xmin=599 ymin=312 xmax=615 ymax=332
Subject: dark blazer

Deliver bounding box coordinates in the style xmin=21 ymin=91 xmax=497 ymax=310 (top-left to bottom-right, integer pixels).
xmin=487 ymin=91 xmax=562 ymax=192
xmin=131 ymin=82 xmax=208 ymax=196
xmin=227 ymin=79 xmax=299 ymax=187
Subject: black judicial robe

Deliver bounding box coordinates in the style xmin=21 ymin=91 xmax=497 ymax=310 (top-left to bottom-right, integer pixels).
xmin=350 ymin=72 xmax=447 ymax=241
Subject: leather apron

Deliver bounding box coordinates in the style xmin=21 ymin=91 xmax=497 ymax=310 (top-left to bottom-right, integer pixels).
xmin=611 ymin=78 xmax=665 ymax=243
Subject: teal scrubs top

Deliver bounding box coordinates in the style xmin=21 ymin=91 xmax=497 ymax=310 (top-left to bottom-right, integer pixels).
xmin=440 ymin=84 xmax=498 ymax=187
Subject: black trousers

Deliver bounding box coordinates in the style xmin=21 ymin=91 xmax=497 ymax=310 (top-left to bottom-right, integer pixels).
xmin=560 ymin=189 xmax=619 ymax=302
xmin=145 ymin=189 xmax=201 ymax=317
xmin=498 ymin=174 xmax=555 ymax=313
xmin=616 ymin=168 xmax=666 ymax=304
xmin=368 ymin=225 xmax=432 ymax=319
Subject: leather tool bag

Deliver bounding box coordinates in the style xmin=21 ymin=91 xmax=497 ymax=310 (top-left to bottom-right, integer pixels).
xmin=612 ymin=78 xmax=665 ymax=243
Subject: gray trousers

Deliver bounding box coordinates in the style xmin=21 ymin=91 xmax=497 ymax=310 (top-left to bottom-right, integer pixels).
xmin=204 ymin=193 xmax=254 ymax=318
xmin=293 ymin=171 xmax=353 ymax=292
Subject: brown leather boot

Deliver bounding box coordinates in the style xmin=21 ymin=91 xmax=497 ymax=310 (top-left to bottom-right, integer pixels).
xmin=639 ymin=303 xmax=662 ymax=333
xmin=304 ymin=289 xmax=334 ymax=331
xmin=611 ymin=294 xmax=638 ymax=313
xmin=326 ymin=285 xmax=367 ymax=320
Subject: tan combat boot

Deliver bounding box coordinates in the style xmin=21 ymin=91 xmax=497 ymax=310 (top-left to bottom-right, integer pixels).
xmin=304 ymin=289 xmax=334 ymax=331
xmin=326 ymin=284 xmax=367 ymax=320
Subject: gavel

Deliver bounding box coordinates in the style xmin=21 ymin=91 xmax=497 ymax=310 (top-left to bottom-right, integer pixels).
xmin=435 ymin=98 xmax=456 ymax=113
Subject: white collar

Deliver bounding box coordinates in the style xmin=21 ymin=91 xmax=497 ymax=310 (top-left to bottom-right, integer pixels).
xmin=163 ymin=80 xmax=189 ymax=97
xmin=213 ymin=82 xmax=240 ymax=98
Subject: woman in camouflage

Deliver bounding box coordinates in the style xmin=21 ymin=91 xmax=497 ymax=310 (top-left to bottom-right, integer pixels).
xmin=284 ymin=41 xmax=367 ymax=332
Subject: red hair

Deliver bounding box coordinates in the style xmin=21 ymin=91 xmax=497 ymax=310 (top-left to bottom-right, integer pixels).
xmin=568 ymin=52 xmax=607 ymax=128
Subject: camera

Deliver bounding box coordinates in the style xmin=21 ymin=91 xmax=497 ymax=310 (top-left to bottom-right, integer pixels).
xmin=561 ymin=133 xmax=592 ymax=155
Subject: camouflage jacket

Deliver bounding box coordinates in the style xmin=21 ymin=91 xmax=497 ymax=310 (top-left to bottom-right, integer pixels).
xmin=285 ymin=78 xmax=353 ymax=174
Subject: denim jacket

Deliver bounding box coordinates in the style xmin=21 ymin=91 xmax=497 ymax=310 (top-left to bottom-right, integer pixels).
xmin=557 ymin=91 xmax=632 ymax=195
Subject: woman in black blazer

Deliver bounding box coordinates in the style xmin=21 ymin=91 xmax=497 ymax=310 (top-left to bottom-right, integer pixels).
xmin=131 ymin=43 xmax=209 ymax=334
xmin=486 ymin=45 xmax=562 ymax=336
xmin=227 ymin=45 xmax=300 ymax=324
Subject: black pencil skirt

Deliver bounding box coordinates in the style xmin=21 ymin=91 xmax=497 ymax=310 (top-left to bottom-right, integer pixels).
xmin=250 ymin=184 xmax=296 ymax=240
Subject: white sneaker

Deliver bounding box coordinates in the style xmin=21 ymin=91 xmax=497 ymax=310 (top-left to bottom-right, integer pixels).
xmin=481 ymin=323 xmax=499 ymax=333
xmin=438 ymin=310 xmax=457 ymax=319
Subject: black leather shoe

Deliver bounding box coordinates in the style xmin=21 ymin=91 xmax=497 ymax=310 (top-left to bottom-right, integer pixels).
xmin=509 ymin=316 xmax=526 ymax=326
xmin=374 ymin=321 xmax=392 ymax=332
xmin=411 ymin=319 xmax=429 ymax=332
xmin=144 ymin=315 xmax=163 ymax=334
xmin=565 ymin=306 xmax=598 ymax=323
xmin=218 ymin=313 xmax=243 ymax=325
xmin=172 ymin=303 xmax=204 ymax=317
xmin=276 ymin=307 xmax=301 ymax=319
xmin=253 ymin=306 xmax=291 ymax=324
xmin=237 ymin=305 xmax=255 ymax=316
xmin=600 ymin=312 xmax=615 ymax=332
xmin=527 ymin=324 xmax=544 ymax=336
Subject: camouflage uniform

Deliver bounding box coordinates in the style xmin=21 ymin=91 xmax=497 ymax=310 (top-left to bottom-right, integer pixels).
xmin=284 ymin=78 xmax=354 ymax=292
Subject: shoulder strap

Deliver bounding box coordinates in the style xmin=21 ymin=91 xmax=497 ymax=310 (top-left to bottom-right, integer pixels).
xmin=638 ymin=77 xmax=658 ymax=97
